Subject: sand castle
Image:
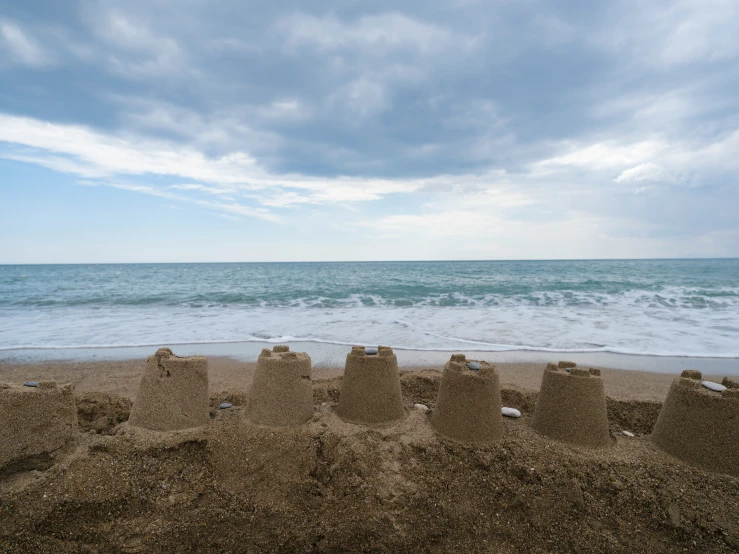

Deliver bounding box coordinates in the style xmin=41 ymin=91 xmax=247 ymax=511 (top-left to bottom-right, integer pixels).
xmin=531 ymin=362 xmax=611 ymax=447
xmin=651 ymin=370 xmax=739 ymax=476
xmin=245 ymin=345 xmax=313 ymax=427
xmin=337 ymin=346 xmax=405 ymax=426
xmin=128 ymin=348 xmax=209 ymax=431
xmin=431 ymin=354 xmax=504 ymax=444
xmin=0 ymin=382 xmax=78 ymax=476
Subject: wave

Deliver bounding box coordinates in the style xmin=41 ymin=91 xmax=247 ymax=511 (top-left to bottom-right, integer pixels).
xmin=2 ymin=335 xmax=739 ymax=359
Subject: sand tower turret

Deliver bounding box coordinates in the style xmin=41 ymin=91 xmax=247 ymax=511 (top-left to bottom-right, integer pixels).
xmin=651 ymin=370 xmax=739 ymax=476
xmin=337 ymin=346 xmax=405 ymax=426
xmin=1 ymin=382 xmax=78 ymax=475
xmin=245 ymin=345 xmax=313 ymax=427
xmin=531 ymin=362 xmax=611 ymax=447
xmin=430 ymin=354 xmax=504 ymax=444
xmin=128 ymin=348 xmax=209 ymax=431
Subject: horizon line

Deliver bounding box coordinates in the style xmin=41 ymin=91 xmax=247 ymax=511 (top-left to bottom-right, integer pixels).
xmin=1 ymin=257 xmax=738 ymax=266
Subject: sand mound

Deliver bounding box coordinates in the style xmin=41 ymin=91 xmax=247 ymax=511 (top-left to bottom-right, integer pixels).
xmin=245 ymin=346 xmax=313 ymax=427
xmin=75 ymin=392 xmax=132 ymax=435
xmin=128 ymin=348 xmax=209 ymax=431
xmin=532 ymin=362 xmax=612 ymax=447
xmin=0 ymin=382 xmax=78 ymax=477
xmin=652 ymin=370 xmax=739 ymax=476
xmin=2 ymin=372 xmax=738 ymax=553
xmin=337 ymin=346 xmax=405 ymax=426
xmin=431 ymin=354 xmax=503 ymax=444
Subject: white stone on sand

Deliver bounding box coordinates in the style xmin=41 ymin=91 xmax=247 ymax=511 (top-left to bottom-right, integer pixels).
xmin=501 ymin=407 xmax=521 ymax=418
xmin=702 ymin=381 xmax=727 ymax=392
xmin=622 ymin=430 xmax=635 ymax=437
xmin=413 ymin=403 xmax=429 ymax=412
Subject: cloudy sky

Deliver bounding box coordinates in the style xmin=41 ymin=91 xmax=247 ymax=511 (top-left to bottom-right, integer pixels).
xmin=1 ymin=0 xmax=738 ymax=263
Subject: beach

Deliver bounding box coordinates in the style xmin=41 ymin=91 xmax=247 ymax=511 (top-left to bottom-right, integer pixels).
xmin=1 ymin=351 xmax=737 ymax=553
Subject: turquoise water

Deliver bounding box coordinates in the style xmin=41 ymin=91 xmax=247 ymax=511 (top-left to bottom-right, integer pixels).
xmin=1 ymin=259 xmax=738 ymax=357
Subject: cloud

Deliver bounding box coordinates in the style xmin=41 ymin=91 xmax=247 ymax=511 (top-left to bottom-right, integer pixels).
xmin=615 ymin=162 xmax=675 ymax=184
xmin=1 ymin=1 xmax=739 ymax=259
xmin=0 ymin=19 xmax=51 ymax=66
xmin=276 ymin=12 xmax=471 ymax=55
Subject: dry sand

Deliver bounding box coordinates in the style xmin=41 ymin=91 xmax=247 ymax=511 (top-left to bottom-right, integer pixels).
xmin=0 ymin=357 xmax=738 ymax=552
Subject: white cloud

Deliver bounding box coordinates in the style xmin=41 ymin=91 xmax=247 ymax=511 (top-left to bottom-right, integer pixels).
xmin=614 ymin=162 xmax=675 ymax=184
xmin=329 ymin=78 xmax=388 ymax=120
xmin=535 ymin=139 xmax=666 ymax=172
xmin=0 ymin=19 xmax=51 ymax=67
xmin=86 ymin=8 xmax=191 ymax=77
xmin=276 ymin=12 xmax=472 ymax=56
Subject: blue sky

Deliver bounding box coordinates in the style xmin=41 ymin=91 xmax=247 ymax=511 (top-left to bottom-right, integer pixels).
xmin=1 ymin=0 xmax=738 ymax=262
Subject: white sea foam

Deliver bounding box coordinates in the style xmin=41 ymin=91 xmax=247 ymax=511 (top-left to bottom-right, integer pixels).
xmin=1 ymin=303 xmax=739 ymax=358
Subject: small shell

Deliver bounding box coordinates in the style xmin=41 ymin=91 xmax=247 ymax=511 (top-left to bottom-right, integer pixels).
xmin=219 ymin=402 xmax=232 ymax=409
xmin=622 ymin=430 xmax=635 ymax=437
xmin=413 ymin=403 xmax=429 ymax=412
xmin=702 ymin=381 xmax=727 ymax=392
xmin=467 ymin=362 xmax=481 ymax=371
xmin=501 ymin=407 xmax=521 ymax=418
xmin=23 ymin=381 xmax=39 ymax=387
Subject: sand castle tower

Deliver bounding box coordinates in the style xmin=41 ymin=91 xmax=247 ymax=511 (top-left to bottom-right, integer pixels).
xmin=651 ymin=370 xmax=739 ymax=476
xmin=337 ymin=346 xmax=405 ymax=426
xmin=128 ymin=348 xmax=209 ymax=431
xmin=1 ymin=382 xmax=78 ymax=475
xmin=431 ymin=354 xmax=504 ymax=444
xmin=531 ymin=362 xmax=611 ymax=447
xmin=245 ymin=345 xmax=313 ymax=427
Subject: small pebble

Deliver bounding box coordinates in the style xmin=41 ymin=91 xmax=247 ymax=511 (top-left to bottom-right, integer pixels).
xmin=219 ymin=402 xmax=232 ymax=409
xmin=501 ymin=407 xmax=521 ymax=418
xmin=413 ymin=403 xmax=429 ymax=412
xmin=622 ymin=430 xmax=635 ymax=437
xmin=467 ymin=362 xmax=481 ymax=371
xmin=365 ymin=347 xmax=378 ymax=355
xmin=23 ymin=381 xmax=39 ymax=387
xmin=702 ymin=381 xmax=727 ymax=392
xmin=565 ymin=368 xmax=571 ymax=373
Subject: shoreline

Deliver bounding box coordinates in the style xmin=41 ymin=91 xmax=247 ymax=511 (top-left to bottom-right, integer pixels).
xmin=2 ymin=340 xmax=739 ymax=375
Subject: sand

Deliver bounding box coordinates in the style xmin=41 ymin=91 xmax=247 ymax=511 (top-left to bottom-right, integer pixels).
xmin=1 ymin=357 xmax=738 ymax=552
xmin=128 ymin=349 xmax=210 ymax=432
xmin=244 ymin=346 xmax=313 ymax=427
xmin=336 ymin=346 xmax=405 ymax=426
xmin=0 ymin=382 xmax=78 ymax=477
xmin=652 ymin=370 xmax=739 ymax=476
xmin=431 ymin=354 xmax=504 ymax=444
xmin=531 ymin=362 xmax=612 ymax=447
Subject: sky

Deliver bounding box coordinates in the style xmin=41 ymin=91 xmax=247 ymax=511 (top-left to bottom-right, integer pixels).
xmin=1 ymin=0 xmax=738 ymax=263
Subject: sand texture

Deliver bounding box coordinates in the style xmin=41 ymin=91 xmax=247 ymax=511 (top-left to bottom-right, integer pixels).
xmin=0 ymin=369 xmax=738 ymax=552
xmin=337 ymin=346 xmax=405 ymax=426
xmin=0 ymin=381 xmax=78 ymax=477
xmin=652 ymin=370 xmax=739 ymax=476
xmin=532 ymin=362 xmax=612 ymax=447
xmin=128 ymin=348 xmax=209 ymax=431
xmin=244 ymin=346 xmax=313 ymax=427
xmin=431 ymin=354 xmax=503 ymax=444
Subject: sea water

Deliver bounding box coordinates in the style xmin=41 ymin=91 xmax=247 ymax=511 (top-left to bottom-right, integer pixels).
xmin=1 ymin=260 xmax=738 ymax=362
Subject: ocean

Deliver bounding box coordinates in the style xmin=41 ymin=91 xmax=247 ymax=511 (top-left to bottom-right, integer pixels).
xmin=1 ymin=259 xmax=738 ymax=363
